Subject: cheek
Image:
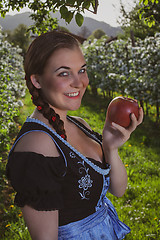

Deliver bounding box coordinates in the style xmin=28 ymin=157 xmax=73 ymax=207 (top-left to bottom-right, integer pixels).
xmin=42 ymin=76 xmax=66 ymax=92
xmin=42 ymin=77 xmax=57 ymax=90
xmin=83 ymin=75 xmax=89 ymax=87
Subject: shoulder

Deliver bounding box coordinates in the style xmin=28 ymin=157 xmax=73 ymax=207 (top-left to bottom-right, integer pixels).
xmin=70 ymin=116 xmax=92 ymax=130
xmin=13 ymin=130 xmax=59 ymax=157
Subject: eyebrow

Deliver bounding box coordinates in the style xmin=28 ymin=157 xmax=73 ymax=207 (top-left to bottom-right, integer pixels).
xmin=55 ymin=64 xmax=87 ymax=72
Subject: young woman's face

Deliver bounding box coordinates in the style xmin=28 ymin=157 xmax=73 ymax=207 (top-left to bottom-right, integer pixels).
xmin=38 ymin=47 xmax=89 ymax=114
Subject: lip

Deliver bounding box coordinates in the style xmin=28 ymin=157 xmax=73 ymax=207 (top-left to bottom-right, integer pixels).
xmin=64 ymin=91 xmax=80 ymax=98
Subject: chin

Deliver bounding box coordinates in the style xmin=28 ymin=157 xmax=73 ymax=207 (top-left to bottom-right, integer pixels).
xmin=69 ymin=103 xmax=81 ymax=111
xmin=70 ymin=106 xmax=81 ymax=111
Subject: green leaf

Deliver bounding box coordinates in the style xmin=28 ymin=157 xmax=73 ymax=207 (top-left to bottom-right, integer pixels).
xmin=60 ymin=5 xmax=71 ymax=22
xmin=144 ymin=0 xmax=149 ymax=5
xmin=1 ymin=10 xmax=7 ymax=18
xmin=148 ymin=20 xmax=155 ymax=27
xmin=60 ymin=5 xmax=68 ymax=16
xmin=76 ymin=0 xmax=83 ymax=7
xmin=65 ymin=11 xmax=74 ymax=23
xmin=82 ymin=1 xmax=91 ymax=10
xmin=66 ymin=0 xmax=75 ymax=5
xmin=75 ymin=12 xmax=84 ymax=27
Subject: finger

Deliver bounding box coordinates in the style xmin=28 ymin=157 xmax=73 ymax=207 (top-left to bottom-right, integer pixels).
xmin=128 ymin=113 xmax=137 ymax=132
xmin=111 ymin=122 xmax=127 ymax=132
xmin=137 ymin=107 xmax=144 ymax=125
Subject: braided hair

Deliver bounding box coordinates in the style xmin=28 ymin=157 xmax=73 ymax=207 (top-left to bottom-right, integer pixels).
xmin=24 ymin=31 xmax=80 ymax=140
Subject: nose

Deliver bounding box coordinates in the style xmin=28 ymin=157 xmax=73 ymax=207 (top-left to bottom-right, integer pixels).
xmin=71 ymin=74 xmax=83 ymax=88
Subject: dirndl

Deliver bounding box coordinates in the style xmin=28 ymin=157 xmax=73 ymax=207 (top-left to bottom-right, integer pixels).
xmin=58 ymin=197 xmax=131 ymax=240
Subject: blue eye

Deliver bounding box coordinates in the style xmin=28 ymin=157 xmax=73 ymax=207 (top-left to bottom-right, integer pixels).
xmin=59 ymin=72 xmax=69 ymax=77
xmin=79 ymin=68 xmax=86 ymax=74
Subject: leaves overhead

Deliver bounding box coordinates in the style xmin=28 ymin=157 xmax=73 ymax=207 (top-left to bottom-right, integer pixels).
xmin=119 ymin=1 xmax=160 ymax=40
xmin=138 ymin=0 xmax=160 ymax=27
xmin=0 ymin=0 xmax=99 ymax=34
xmin=75 ymin=12 xmax=84 ymax=27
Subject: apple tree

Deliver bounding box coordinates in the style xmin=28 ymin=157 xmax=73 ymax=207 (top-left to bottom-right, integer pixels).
xmin=0 ymin=27 xmax=25 ymax=152
xmin=82 ymin=32 xmax=160 ymax=121
xmin=4 ymin=24 xmax=31 ymax=56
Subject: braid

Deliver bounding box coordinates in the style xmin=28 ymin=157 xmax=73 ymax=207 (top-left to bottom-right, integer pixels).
xmin=24 ymin=30 xmax=80 ymax=141
xmin=26 ymin=77 xmax=67 ymax=140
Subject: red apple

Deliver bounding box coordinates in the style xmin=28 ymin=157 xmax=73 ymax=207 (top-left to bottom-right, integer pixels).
xmin=107 ymin=96 xmax=139 ymax=127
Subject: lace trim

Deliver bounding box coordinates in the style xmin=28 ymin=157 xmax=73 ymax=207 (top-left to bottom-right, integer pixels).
xmin=66 ymin=116 xmax=102 ymax=144
xmin=26 ymin=117 xmax=111 ymax=176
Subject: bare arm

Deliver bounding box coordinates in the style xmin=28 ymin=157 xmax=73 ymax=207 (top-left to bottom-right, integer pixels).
xmin=102 ymin=108 xmax=143 ymax=197
xmin=21 ymin=206 xmax=58 ymax=240
xmin=103 ymin=148 xmax=128 ymax=197
xmin=14 ymin=131 xmax=61 ymax=239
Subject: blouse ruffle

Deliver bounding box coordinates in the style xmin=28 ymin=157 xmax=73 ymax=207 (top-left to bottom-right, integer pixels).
xmin=6 ymin=152 xmax=66 ymax=211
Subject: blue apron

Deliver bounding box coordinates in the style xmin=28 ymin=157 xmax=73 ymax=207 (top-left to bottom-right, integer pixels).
xmin=12 ymin=117 xmax=131 ymax=240
xmin=58 ymin=175 xmax=131 ymax=240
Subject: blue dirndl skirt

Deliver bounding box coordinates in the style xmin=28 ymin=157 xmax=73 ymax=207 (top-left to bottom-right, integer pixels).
xmin=58 ymin=196 xmax=131 ymax=240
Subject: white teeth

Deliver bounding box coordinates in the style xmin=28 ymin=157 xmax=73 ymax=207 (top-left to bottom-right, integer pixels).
xmin=66 ymin=92 xmax=79 ymax=97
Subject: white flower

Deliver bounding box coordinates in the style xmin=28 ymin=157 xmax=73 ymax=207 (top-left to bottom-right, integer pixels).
xmin=17 ymin=100 xmax=23 ymax=107
xmin=78 ymin=174 xmax=93 ymax=191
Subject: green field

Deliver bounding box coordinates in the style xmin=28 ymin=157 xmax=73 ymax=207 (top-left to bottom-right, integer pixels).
xmin=0 ymin=89 xmax=160 ymax=239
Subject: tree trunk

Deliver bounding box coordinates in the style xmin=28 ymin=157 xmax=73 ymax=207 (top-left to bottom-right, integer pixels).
xmin=145 ymin=101 xmax=149 ymax=116
xmin=102 ymin=90 xmax=106 ymax=98
xmin=140 ymin=100 xmax=144 ymax=111
xmin=91 ymin=86 xmax=98 ymax=96
xmin=130 ymin=30 xmax=136 ymax=47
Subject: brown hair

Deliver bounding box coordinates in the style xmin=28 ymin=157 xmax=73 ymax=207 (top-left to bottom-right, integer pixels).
xmin=24 ymin=30 xmax=80 ymax=140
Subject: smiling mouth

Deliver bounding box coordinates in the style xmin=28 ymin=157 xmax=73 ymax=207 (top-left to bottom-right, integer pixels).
xmin=64 ymin=91 xmax=80 ymax=97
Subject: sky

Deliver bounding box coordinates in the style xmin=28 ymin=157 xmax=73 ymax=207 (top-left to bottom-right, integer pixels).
xmin=84 ymin=0 xmax=138 ymax=27
xmin=8 ymin=0 xmax=139 ymax=27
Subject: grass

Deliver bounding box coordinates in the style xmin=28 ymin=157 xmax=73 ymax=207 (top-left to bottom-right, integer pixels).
xmin=1 ymin=89 xmax=160 ymax=239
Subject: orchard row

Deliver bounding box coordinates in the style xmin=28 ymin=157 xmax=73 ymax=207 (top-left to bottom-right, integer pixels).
xmin=0 ymin=27 xmax=25 ymax=153
xmin=0 ymin=28 xmax=160 ymax=154
xmin=82 ymin=33 xmax=160 ymax=121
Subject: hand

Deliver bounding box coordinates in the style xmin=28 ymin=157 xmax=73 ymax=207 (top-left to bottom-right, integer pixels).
xmin=102 ymin=107 xmax=143 ymax=150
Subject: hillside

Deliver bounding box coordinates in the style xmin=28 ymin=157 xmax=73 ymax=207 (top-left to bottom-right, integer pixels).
xmin=0 ymin=11 xmax=122 ymax=37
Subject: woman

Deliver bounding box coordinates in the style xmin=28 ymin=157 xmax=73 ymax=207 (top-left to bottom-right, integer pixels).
xmin=6 ymin=30 xmax=143 ymax=240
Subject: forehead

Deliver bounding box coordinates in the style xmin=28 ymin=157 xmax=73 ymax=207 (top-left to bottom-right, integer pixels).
xmin=46 ymin=47 xmax=85 ymax=69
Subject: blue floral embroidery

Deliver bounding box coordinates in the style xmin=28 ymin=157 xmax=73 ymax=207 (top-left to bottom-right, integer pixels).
xmin=78 ymin=160 xmax=93 ymax=200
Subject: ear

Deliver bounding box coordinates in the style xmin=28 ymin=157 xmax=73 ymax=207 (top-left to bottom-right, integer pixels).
xmin=30 ymin=75 xmax=41 ymax=89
